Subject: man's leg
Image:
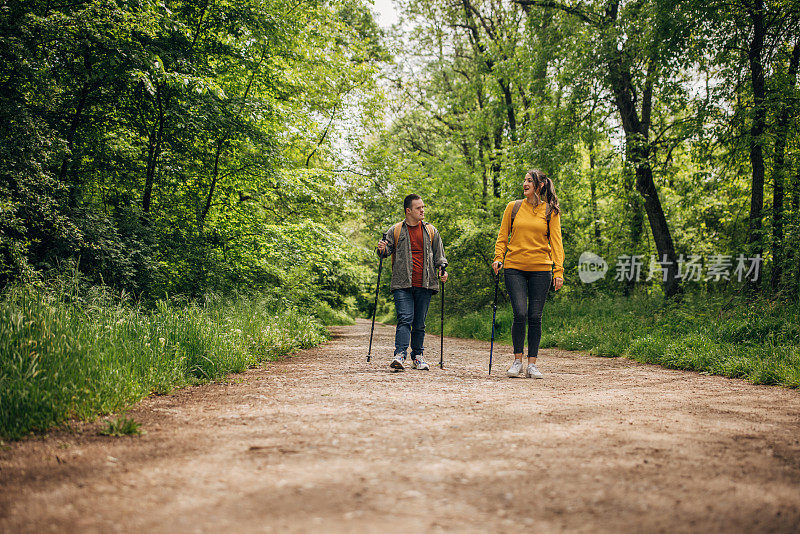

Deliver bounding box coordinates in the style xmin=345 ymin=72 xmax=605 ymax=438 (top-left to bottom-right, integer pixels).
xmin=392 ymin=289 xmax=414 ymax=369
xmin=409 ymin=287 xmax=433 ymax=361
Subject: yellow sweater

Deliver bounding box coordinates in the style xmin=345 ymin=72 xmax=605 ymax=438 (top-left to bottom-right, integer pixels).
xmin=494 ymin=200 xmax=565 ymax=279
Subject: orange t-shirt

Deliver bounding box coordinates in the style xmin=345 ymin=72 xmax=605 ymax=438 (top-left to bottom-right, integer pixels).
xmin=408 ymin=223 xmax=424 ymax=287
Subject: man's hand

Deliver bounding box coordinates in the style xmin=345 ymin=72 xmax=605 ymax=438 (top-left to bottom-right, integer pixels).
xmin=553 ymin=277 xmax=563 ymax=291
xmin=492 ymin=261 xmax=502 ymax=275
xmin=377 ymin=239 xmax=388 ymax=255
xmin=440 ymin=270 xmax=448 ymax=283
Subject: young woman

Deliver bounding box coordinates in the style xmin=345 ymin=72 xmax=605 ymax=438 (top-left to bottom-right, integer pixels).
xmin=492 ymin=169 xmax=564 ymax=378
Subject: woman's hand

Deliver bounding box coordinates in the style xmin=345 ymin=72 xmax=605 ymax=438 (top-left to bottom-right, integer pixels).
xmin=553 ymin=277 xmax=563 ymax=291
xmin=492 ymin=261 xmax=502 ymax=275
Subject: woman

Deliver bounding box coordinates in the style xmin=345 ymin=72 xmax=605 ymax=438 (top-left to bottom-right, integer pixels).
xmin=492 ymin=169 xmax=564 ymax=378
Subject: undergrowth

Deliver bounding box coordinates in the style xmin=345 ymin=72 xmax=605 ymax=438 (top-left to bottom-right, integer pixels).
xmin=0 ymin=280 xmax=330 ymax=440
xmin=427 ymin=293 xmax=800 ymax=388
xmin=99 ymin=416 xmax=143 ymax=437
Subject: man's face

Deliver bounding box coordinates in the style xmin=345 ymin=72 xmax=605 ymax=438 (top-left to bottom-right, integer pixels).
xmin=406 ymin=198 xmax=425 ymax=222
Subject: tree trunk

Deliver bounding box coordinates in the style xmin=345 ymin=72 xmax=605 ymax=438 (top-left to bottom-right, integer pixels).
xmin=747 ymin=0 xmax=766 ymax=286
xmin=189 ymin=0 xmax=210 ymax=54
xmin=636 ymin=164 xmax=678 ymax=294
xmin=143 ymin=83 xmax=166 ymax=214
xmin=515 ymin=0 xmax=678 ymax=295
xmin=199 ymin=50 xmax=265 ymax=228
xmin=607 ymin=51 xmax=680 ymax=297
xmin=492 ymin=127 xmax=503 ymax=198
xmin=793 ymin=162 xmax=800 ymax=298
xmin=476 ymin=86 xmax=490 ymax=200
xmin=461 ymin=0 xmax=512 ymax=193
xmin=500 ymin=79 xmax=517 ymax=143
xmin=200 ymin=139 xmax=224 ymax=227
xmin=770 ymin=41 xmax=800 ymax=291
xmin=479 ymin=138 xmax=488 ymax=200
xmin=588 ymin=141 xmax=602 ymax=250
xmin=531 ymin=9 xmax=551 ymax=101
xmin=59 ymin=79 xmax=91 ymax=186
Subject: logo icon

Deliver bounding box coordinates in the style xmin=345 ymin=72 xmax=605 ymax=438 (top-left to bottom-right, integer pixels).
xmin=578 ymin=251 xmax=608 ymax=283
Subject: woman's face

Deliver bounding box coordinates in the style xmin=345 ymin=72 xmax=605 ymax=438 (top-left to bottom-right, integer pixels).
xmin=523 ymin=174 xmax=543 ymax=199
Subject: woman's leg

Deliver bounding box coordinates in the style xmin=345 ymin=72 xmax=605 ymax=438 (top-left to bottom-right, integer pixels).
xmin=503 ymin=268 xmax=529 ymax=361
xmin=525 ymin=271 xmax=552 ymax=364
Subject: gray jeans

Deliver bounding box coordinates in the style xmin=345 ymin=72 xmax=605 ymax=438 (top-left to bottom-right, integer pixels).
xmin=503 ymin=268 xmax=552 ymax=358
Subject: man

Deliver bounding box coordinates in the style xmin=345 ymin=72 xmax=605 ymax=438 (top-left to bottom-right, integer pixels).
xmin=377 ymin=194 xmax=448 ymax=371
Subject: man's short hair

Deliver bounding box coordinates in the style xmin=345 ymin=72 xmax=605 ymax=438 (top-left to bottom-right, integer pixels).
xmin=404 ymin=193 xmax=421 ymax=212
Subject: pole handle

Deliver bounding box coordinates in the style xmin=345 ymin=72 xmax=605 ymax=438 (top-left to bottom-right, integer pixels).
xmin=378 ymin=232 xmax=389 ymax=258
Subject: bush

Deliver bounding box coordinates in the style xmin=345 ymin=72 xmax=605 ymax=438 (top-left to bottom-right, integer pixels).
xmin=311 ymin=301 xmax=355 ymax=326
xmin=439 ymin=293 xmax=800 ymax=388
xmin=0 ymin=281 xmax=329 ymax=440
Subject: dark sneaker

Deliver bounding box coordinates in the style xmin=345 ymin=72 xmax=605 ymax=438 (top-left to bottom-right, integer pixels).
xmin=390 ymin=354 xmax=405 ymax=371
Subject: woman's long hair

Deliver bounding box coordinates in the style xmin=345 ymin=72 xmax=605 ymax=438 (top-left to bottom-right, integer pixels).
xmin=528 ymin=169 xmax=560 ymax=220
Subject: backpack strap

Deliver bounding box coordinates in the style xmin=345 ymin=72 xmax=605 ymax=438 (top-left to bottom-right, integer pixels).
xmin=393 ymin=221 xmax=402 ymax=246
xmin=422 ymin=221 xmax=435 ymax=242
xmin=391 ymin=221 xmax=402 ymax=266
xmin=509 ymin=199 xmax=523 ymax=235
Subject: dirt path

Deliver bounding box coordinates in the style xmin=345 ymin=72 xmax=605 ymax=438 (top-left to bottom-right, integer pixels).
xmin=2 ymin=319 xmax=800 ymax=533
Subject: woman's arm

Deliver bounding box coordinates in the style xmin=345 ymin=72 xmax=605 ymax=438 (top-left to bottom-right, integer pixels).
xmin=493 ymin=202 xmax=514 ymax=264
xmin=549 ymin=211 xmax=565 ymax=281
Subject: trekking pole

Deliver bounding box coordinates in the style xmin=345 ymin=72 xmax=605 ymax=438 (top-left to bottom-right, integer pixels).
xmin=489 ymin=270 xmax=500 ymax=375
xmin=439 ymin=264 xmax=447 ymax=369
xmin=367 ymin=233 xmax=388 ymax=363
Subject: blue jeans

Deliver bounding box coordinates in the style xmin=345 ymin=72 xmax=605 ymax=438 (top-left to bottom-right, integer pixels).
xmin=393 ymin=287 xmax=434 ymax=359
xmin=504 ymin=269 xmax=551 ymax=358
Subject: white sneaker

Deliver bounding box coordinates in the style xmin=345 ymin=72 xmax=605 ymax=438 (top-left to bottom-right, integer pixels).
xmin=526 ymin=363 xmax=543 ymax=379
xmin=507 ymin=359 xmax=523 ymax=377
xmin=412 ymin=356 xmax=430 ymax=370
xmin=390 ymin=354 xmax=405 ymax=371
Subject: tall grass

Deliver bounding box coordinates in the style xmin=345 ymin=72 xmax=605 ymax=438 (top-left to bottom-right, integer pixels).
xmin=431 ymin=293 xmax=800 ymax=388
xmin=0 ymin=281 xmax=329 ymax=440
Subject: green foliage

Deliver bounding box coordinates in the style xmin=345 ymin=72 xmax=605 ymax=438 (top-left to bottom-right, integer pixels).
xmin=0 ymin=279 xmax=329 ymax=440
xmin=99 ymin=416 xmax=143 ymax=437
xmin=3 ymin=0 xmax=800 ymax=426
xmin=0 ymin=0 xmax=386 ymax=305
xmin=311 ymin=301 xmax=356 ymax=326
xmin=352 ymin=0 xmax=800 ymax=309
xmin=438 ymin=293 xmax=800 ymax=388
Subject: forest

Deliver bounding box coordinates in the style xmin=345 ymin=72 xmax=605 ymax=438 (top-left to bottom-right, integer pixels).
xmin=2 ymin=0 xmax=800 ymax=438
